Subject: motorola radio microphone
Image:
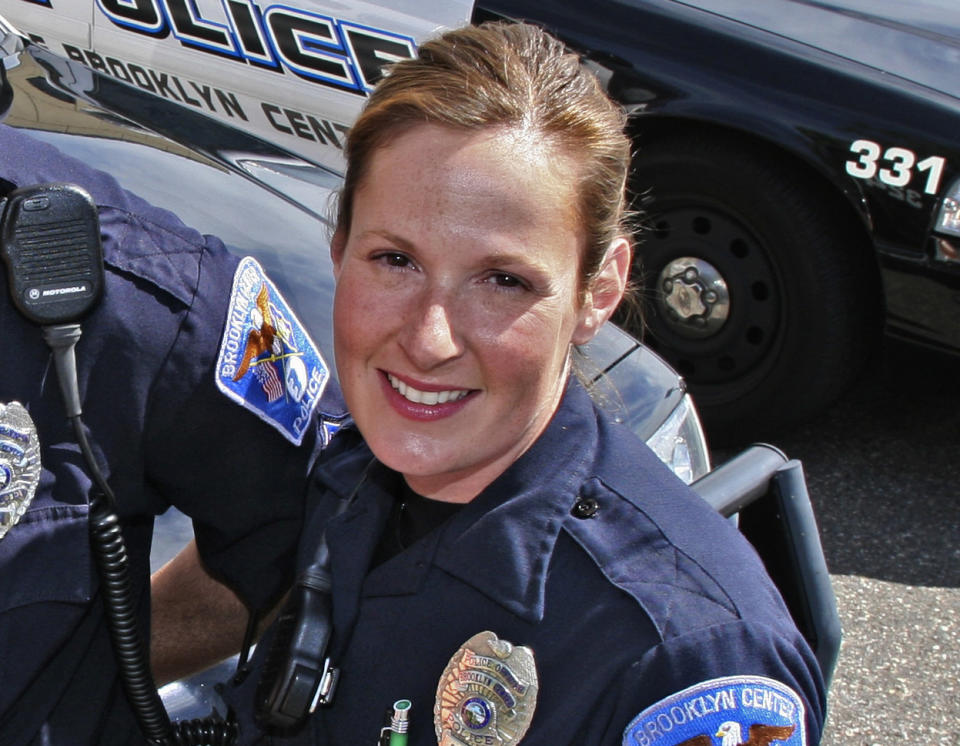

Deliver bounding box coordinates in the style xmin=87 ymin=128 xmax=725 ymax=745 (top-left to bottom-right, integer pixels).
xmin=1 ymin=182 xmax=103 ymax=325
xmin=1 ymin=183 xmax=104 ymax=420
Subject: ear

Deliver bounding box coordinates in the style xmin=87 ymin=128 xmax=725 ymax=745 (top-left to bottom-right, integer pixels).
xmin=572 ymin=237 xmax=631 ymax=346
xmin=330 ymin=228 xmax=347 ymax=278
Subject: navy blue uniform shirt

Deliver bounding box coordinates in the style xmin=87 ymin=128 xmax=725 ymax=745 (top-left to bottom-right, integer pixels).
xmin=0 ymin=124 xmax=345 ymax=745
xmin=227 ymin=380 xmax=825 ymax=745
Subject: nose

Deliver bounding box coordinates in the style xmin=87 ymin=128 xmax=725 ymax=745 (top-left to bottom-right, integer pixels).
xmin=399 ymin=291 xmax=464 ymax=371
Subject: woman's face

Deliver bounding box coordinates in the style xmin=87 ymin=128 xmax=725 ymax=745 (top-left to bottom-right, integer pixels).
xmin=332 ymin=124 xmax=621 ymax=502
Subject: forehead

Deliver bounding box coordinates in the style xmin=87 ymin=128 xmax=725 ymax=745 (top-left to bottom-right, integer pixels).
xmin=353 ymin=124 xmax=582 ymax=238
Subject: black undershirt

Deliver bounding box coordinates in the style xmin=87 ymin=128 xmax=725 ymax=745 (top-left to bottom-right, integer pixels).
xmin=371 ymin=480 xmax=463 ymax=568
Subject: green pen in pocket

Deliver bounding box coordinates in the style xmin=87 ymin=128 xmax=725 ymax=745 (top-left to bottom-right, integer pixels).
xmin=379 ymin=699 xmax=411 ymax=746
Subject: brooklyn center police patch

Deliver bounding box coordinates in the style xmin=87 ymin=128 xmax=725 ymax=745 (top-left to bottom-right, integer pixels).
xmin=622 ymin=675 xmax=805 ymax=746
xmin=216 ymin=257 xmax=330 ymax=445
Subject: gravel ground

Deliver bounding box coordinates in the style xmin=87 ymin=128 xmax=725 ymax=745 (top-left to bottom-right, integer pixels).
xmin=822 ymin=576 xmax=959 ymax=745
xmin=757 ymin=340 xmax=960 ymax=746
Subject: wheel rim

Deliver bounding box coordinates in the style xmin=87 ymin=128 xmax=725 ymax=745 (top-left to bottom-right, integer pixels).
xmin=656 ymin=256 xmax=730 ymax=338
xmin=634 ymin=204 xmax=784 ymax=395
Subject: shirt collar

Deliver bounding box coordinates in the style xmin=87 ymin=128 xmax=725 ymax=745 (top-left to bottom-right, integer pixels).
xmin=430 ymin=379 xmax=600 ymax=623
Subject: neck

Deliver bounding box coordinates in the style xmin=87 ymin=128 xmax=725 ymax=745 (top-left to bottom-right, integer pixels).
xmin=403 ymin=459 xmax=509 ymax=504
xmin=403 ymin=410 xmax=550 ymax=503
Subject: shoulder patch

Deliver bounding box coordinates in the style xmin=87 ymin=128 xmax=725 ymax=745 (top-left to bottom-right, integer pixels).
xmin=622 ymin=675 xmax=805 ymax=746
xmin=215 ymin=257 xmax=330 ymax=445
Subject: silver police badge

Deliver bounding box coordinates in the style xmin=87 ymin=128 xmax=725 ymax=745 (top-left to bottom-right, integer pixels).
xmin=0 ymin=402 xmax=41 ymax=541
xmin=434 ymin=631 xmax=539 ymax=746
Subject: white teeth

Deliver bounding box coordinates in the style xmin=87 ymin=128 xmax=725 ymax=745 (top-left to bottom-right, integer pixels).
xmin=387 ymin=374 xmax=469 ymax=405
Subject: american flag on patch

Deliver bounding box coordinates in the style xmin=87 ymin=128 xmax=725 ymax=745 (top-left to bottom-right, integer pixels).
xmin=254 ymin=361 xmax=284 ymax=402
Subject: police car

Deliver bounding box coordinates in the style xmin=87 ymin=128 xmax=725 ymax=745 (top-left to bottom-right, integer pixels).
xmin=5 ymin=0 xmax=960 ymax=444
xmin=0 ymin=2 xmax=838 ymax=728
xmin=474 ymin=0 xmax=960 ymax=442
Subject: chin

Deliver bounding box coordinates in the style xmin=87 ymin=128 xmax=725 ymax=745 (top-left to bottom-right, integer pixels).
xmin=367 ymin=432 xmax=452 ymax=476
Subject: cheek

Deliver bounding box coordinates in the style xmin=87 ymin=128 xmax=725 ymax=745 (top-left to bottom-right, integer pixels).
xmin=333 ymin=298 xmax=380 ymax=425
xmin=477 ymin=303 xmax=577 ymax=388
xmin=332 ymin=276 xmax=378 ymax=371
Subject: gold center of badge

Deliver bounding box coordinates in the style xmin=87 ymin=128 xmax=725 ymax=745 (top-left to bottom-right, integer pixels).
xmin=434 ymin=631 xmax=539 ymax=746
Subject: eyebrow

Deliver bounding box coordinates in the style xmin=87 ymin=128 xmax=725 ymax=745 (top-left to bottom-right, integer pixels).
xmin=354 ymin=229 xmax=416 ymax=252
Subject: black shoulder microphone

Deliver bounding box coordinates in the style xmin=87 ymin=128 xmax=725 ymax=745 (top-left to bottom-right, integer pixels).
xmin=1 ymin=183 xmax=104 ymax=420
xmin=1 ymin=182 xmax=103 ymax=325
xmin=255 ymin=559 xmax=339 ymax=729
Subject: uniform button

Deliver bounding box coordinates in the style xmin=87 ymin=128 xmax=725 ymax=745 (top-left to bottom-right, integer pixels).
xmin=572 ymin=497 xmax=599 ymax=519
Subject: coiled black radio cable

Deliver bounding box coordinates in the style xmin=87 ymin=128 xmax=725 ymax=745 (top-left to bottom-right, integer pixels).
xmin=75 ymin=414 xmax=239 ymax=745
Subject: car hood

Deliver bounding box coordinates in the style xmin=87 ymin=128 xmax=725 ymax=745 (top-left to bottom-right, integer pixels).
xmin=669 ymin=0 xmax=960 ymax=100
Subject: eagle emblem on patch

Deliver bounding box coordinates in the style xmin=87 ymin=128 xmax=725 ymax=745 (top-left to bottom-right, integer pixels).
xmin=0 ymin=401 xmax=41 ymax=541
xmin=622 ymin=675 xmax=805 ymax=746
xmin=434 ymin=631 xmax=538 ymax=746
xmin=216 ymin=257 xmax=330 ymax=445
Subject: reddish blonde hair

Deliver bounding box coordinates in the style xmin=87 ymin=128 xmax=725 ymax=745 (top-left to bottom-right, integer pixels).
xmin=336 ymin=21 xmax=632 ymax=292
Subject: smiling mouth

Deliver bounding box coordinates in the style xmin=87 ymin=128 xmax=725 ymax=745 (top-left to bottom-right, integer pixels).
xmin=386 ymin=373 xmax=472 ymax=406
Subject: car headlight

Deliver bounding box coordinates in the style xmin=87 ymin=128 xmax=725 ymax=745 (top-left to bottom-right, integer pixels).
xmin=645 ymin=393 xmax=711 ymax=484
xmin=935 ymin=178 xmax=960 ymax=238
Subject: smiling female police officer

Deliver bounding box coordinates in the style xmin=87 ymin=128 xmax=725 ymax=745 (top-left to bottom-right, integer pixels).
xmin=226 ymin=22 xmax=826 ymax=746
xmin=0 ymin=124 xmax=345 ymax=744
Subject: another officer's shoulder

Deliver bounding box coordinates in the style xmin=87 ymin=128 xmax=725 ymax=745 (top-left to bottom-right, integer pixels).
xmin=100 ymin=194 xmax=238 ymax=308
xmin=0 ymin=124 xmax=232 ymax=306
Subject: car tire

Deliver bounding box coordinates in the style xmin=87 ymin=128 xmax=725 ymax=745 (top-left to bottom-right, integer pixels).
xmin=624 ymin=134 xmax=880 ymax=445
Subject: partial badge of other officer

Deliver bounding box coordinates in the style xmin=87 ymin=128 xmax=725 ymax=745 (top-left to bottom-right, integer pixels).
xmin=0 ymin=401 xmax=40 ymax=540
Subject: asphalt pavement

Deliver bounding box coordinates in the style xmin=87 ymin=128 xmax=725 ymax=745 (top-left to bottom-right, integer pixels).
xmin=728 ymin=340 xmax=960 ymax=745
